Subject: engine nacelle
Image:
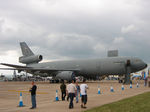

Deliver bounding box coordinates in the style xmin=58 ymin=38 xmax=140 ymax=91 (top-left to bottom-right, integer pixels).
xmin=19 ymin=55 xmax=43 ymax=64
xmin=55 ymin=71 xmax=75 ymax=81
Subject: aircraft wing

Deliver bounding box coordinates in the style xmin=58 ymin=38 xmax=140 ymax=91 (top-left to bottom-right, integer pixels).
xmin=0 ymin=63 xmax=80 ymax=73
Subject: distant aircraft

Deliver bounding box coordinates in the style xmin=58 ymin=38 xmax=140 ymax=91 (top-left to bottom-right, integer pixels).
xmin=131 ymin=73 xmax=142 ymax=80
xmin=0 ymin=74 xmax=13 ymax=81
xmin=0 ymin=42 xmax=147 ymax=83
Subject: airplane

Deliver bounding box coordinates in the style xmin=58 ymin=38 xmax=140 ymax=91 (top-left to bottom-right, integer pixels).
xmin=0 ymin=74 xmax=14 ymax=81
xmin=0 ymin=42 xmax=147 ymax=83
xmin=131 ymin=73 xmax=142 ymax=80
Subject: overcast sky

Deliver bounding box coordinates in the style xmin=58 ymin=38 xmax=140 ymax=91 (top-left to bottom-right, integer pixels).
xmin=0 ymin=0 xmax=150 ymax=74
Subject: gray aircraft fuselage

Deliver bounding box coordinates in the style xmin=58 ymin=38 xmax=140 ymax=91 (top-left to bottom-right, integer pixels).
xmin=27 ymin=56 xmax=147 ymax=77
xmin=1 ymin=42 xmax=147 ymax=81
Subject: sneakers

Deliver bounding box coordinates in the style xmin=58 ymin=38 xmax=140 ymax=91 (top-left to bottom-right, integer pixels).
xmin=69 ymin=106 xmax=73 ymax=109
xmin=30 ymin=107 xmax=36 ymax=109
xmin=81 ymin=105 xmax=84 ymax=108
xmin=81 ymin=105 xmax=87 ymax=109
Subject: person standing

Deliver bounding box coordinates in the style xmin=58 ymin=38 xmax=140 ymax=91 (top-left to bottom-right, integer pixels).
xmin=60 ymin=80 xmax=66 ymax=101
xmin=144 ymin=76 xmax=148 ymax=86
xmin=66 ymin=80 xmax=77 ymax=109
xmin=29 ymin=81 xmax=37 ymax=109
xmin=80 ymin=79 xmax=88 ymax=108
xmin=76 ymin=81 xmax=80 ymax=103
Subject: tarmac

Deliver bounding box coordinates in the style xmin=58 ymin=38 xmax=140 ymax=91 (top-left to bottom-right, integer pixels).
xmin=0 ymin=80 xmax=150 ymax=112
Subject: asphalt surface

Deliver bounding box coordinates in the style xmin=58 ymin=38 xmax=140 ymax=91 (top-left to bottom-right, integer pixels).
xmin=0 ymin=80 xmax=149 ymax=112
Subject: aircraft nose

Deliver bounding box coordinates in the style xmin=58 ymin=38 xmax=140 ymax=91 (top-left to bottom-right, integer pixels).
xmin=131 ymin=59 xmax=147 ymax=72
xmin=142 ymin=62 xmax=147 ymax=70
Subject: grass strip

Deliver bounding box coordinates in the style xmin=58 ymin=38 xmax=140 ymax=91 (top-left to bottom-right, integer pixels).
xmin=84 ymin=92 xmax=150 ymax=112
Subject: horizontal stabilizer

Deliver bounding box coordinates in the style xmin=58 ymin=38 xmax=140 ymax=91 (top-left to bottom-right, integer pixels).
xmin=0 ymin=63 xmax=29 ymax=68
xmin=0 ymin=63 xmax=80 ymax=73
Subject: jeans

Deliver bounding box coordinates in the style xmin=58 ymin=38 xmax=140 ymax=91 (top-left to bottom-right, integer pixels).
xmin=68 ymin=93 xmax=75 ymax=108
xmin=31 ymin=95 xmax=36 ymax=108
xmin=76 ymin=91 xmax=79 ymax=102
xmin=144 ymin=80 xmax=147 ymax=86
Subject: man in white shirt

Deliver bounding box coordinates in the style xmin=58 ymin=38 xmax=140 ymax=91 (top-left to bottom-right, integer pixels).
xmin=66 ymin=80 xmax=77 ymax=109
xmin=80 ymin=79 xmax=88 ymax=108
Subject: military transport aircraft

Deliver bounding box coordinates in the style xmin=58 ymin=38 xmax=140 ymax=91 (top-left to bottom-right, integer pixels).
xmin=0 ymin=42 xmax=147 ymax=83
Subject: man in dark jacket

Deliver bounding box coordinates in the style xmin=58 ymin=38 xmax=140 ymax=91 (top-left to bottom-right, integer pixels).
xmin=60 ymin=80 xmax=66 ymax=101
xmin=29 ymin=81 xmax=37 ymax=109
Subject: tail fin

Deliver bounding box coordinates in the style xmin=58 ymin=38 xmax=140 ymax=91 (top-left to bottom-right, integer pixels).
xmin=19 ymin=42 xmax=43 ymax=64
xmin=20 ymin=42 xmax=34 ymax=56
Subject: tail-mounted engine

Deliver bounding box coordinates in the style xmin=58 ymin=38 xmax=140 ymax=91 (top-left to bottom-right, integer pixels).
xmin=55 ymin=71 xmax=75 ymax=81
xmin=19 ymin=55 xmax=43 ymax=64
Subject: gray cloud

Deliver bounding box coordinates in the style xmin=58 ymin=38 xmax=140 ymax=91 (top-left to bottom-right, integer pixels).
xmin=0 ymin=0 xmax=150 ymax=64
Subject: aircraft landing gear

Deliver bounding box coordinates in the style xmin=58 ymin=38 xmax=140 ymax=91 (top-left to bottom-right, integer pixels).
xmin=124 ymin=73 xmax=130 ymax=84
xmin=124 ymin=60 xmax=131 ymax=84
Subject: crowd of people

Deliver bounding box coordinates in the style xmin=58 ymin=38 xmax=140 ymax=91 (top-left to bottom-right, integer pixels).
xmin=28 ymin=79 xmax=88 ymax=110
xmin=60 ymin=79 xmax=88 ymax=109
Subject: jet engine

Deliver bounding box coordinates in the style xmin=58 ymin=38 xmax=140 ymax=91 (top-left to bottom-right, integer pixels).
xmin=55 ymin=71 xmax=75 ymax=81
xmin=126 ymin=59 xmax=131 ymax=67
xmin=19 ymin=55 xmax=43 ymax=64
